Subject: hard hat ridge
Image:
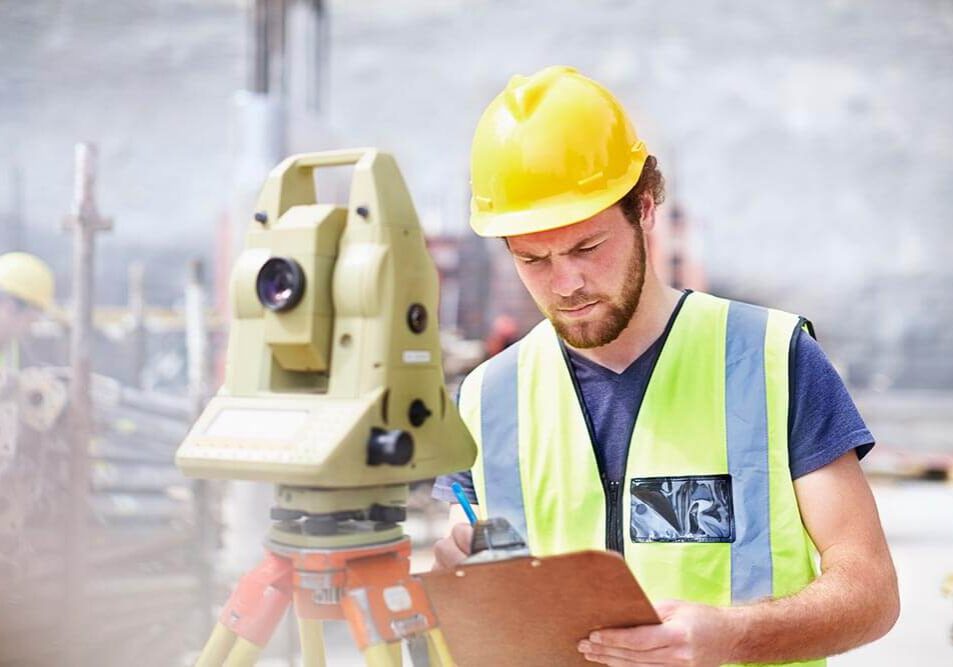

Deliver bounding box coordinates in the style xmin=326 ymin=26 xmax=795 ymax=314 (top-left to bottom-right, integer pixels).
xmin=503 ymin=66 xmax=574 ymax=120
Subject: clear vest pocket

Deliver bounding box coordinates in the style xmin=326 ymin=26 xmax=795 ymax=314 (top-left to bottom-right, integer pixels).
xmin=629 ymin=474 xmax=735 ymax=543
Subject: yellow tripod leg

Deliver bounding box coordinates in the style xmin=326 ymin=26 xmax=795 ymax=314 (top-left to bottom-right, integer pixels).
xmin=424 ymin=629 xmax=455 ymax=667
xmin=362 ymin=640 xmax=403 ymax=667
xmin=297 ymin=618 xmax=327 ymax=667
xmin=195 ymin=623 xmax=237 ymax=667
xmin=222 ymin=637 xmax=264 ymax=667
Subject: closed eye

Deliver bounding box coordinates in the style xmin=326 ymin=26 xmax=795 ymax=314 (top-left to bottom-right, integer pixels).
xmin=518 ymin=255 xmax=546 ymax=265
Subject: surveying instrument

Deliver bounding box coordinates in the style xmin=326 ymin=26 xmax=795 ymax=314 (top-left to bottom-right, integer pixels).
xmin=176 ymin=149 xmax=476 ymax=666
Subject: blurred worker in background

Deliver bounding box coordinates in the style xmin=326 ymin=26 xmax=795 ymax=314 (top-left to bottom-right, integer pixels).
xmin=432 ymin=66 xmax=898 ymax=666
xmin=484 ymin=313 xmax=520 ymax=357
xmin=0 ymin=251 xmax=55 ymax=574
xmin=0 ymin=252 xmax=55 ymax=371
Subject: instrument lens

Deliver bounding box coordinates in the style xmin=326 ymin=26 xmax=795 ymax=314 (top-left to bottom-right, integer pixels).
xmin=256 ymin=257 xmax=306 ymax=312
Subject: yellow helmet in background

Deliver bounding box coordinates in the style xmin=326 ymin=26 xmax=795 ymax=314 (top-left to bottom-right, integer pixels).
xmin=0 ymin=252 xmax=55 ymax=311
xmin=469 ymin=65 xmax=650 ymax=238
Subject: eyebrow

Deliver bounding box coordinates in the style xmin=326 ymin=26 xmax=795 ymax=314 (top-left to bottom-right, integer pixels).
xmin=512 ymin=232 xmax=608 ymax=260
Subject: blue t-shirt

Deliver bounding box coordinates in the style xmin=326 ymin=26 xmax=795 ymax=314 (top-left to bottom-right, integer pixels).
xmin=433 ymin=311 xmax=874 ymax=505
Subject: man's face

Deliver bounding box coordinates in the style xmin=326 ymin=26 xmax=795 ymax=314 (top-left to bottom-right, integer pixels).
xmin=506 ymin=204 xmax=646 ymax=349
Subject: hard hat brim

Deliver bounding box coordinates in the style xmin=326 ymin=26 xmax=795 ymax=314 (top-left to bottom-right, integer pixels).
xmin=469 ymin=155 xmax=646 ymax=238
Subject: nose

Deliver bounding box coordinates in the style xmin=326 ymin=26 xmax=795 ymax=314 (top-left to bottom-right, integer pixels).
xmin=550 ymin=257 xmax=585 ymax=298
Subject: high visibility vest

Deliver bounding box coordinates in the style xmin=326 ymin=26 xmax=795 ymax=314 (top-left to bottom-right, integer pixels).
xmin=459 ymin=291 xmax=824 ymax=667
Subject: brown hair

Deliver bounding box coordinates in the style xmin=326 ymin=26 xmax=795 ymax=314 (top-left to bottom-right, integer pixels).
xmin=618 ymin=155 xmax=665 ymax=226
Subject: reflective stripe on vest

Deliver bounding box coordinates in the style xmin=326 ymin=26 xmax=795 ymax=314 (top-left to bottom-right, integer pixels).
xmin=460 ymin=292 xmax=822 ymax=667
xmin=725 ymin=300 xmax=772 ymax=601
xmin=478 ymin=340 xmax=527 ymax=541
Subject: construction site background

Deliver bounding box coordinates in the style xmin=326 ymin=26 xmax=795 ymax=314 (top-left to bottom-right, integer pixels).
xmin=0 ymin=1 xmax=951 ymax=665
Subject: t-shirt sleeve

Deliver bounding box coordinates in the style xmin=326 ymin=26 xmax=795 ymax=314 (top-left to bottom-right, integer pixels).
xmin=788 ymin=328 xmax=875 ymax=479
xmin=432 ymin=470 xmax=478 ymax=504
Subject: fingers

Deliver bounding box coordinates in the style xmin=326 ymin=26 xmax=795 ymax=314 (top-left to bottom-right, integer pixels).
xmin=589 ymin=623 xmax=683 ymax=652
xmin=581 ymin=653 xmax=660 ymax=667
xmin=431 ymin=523 xmax=473 ymax=571
xmin=578 ymin=640 xmax=676 ymax=665
xmin=450 ymin=522 xmax=474 ymax=554
xmin=580 ymin=602 xmax=721 ymax=665
xmin=582 ymin=658 xmax=654 ymax=666
xmin=431 ymin=537 xmax=463 ymax=571
xmin=652 ymin=599 xmax=682 ymax=621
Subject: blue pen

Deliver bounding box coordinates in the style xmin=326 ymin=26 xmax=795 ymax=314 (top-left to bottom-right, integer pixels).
xmin=451 ymin=482 xmax=479 ymax=525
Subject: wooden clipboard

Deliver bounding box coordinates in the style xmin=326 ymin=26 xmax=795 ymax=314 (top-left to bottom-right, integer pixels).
xmin=418 ymin=550 xmax=659 ymax=666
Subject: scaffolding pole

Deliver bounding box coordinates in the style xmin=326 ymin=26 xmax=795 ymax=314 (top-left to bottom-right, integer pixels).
xmin=185 ymin=259 xmax=214 ymax=640
xmin=62 ymin=142 xmax=112 ymax=664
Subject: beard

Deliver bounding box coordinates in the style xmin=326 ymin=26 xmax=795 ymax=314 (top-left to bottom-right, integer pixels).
xmin=545 ymin=225 xmax=646 ymax=349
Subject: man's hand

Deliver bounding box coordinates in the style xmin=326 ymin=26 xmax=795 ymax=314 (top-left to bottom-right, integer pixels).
xmin=432 ymin=521 xmax=474 ymax=571
xmin=577 ymin=600 xmax=736 ymax=666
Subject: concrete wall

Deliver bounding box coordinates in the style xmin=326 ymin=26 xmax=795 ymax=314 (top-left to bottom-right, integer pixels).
xmin=2 ymin=0 xmax=951 ymax=387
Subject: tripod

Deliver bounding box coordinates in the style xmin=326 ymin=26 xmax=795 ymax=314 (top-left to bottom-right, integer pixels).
xmin=194 ymin=486 xmax=454 ymax=667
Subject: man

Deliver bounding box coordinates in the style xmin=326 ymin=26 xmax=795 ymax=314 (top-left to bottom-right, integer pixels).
xmin=0 ymin=251 xmax=55 ymax=371
xmin=431 ymin=66 xmax=898 ymax=666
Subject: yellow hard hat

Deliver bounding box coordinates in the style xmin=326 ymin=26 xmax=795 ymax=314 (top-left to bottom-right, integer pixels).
xmin=0 ymin=252 xmax=55 ymax=311
xmin=469 ymin=65 xmax=649 ymax=238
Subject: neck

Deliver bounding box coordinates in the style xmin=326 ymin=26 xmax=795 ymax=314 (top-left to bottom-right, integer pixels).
xmin=566 ymin=265 xmax=683 ymax=373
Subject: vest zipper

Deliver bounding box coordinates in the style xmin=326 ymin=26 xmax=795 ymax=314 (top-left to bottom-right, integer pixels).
xmin=556 ymin=290 xmax=690 ymax=559
xmin=605 ymin=478 xmax=623 ymax=554
xmin=563 ymin=350 xmax=626 ymax=556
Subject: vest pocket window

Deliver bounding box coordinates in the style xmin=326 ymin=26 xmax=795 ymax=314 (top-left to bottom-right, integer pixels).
xmin=629 ymin=475 xmax=735 ymax=543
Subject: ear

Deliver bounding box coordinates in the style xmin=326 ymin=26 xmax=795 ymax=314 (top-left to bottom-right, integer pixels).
xmin=639 ymin=194 xmax=657 ymax=233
